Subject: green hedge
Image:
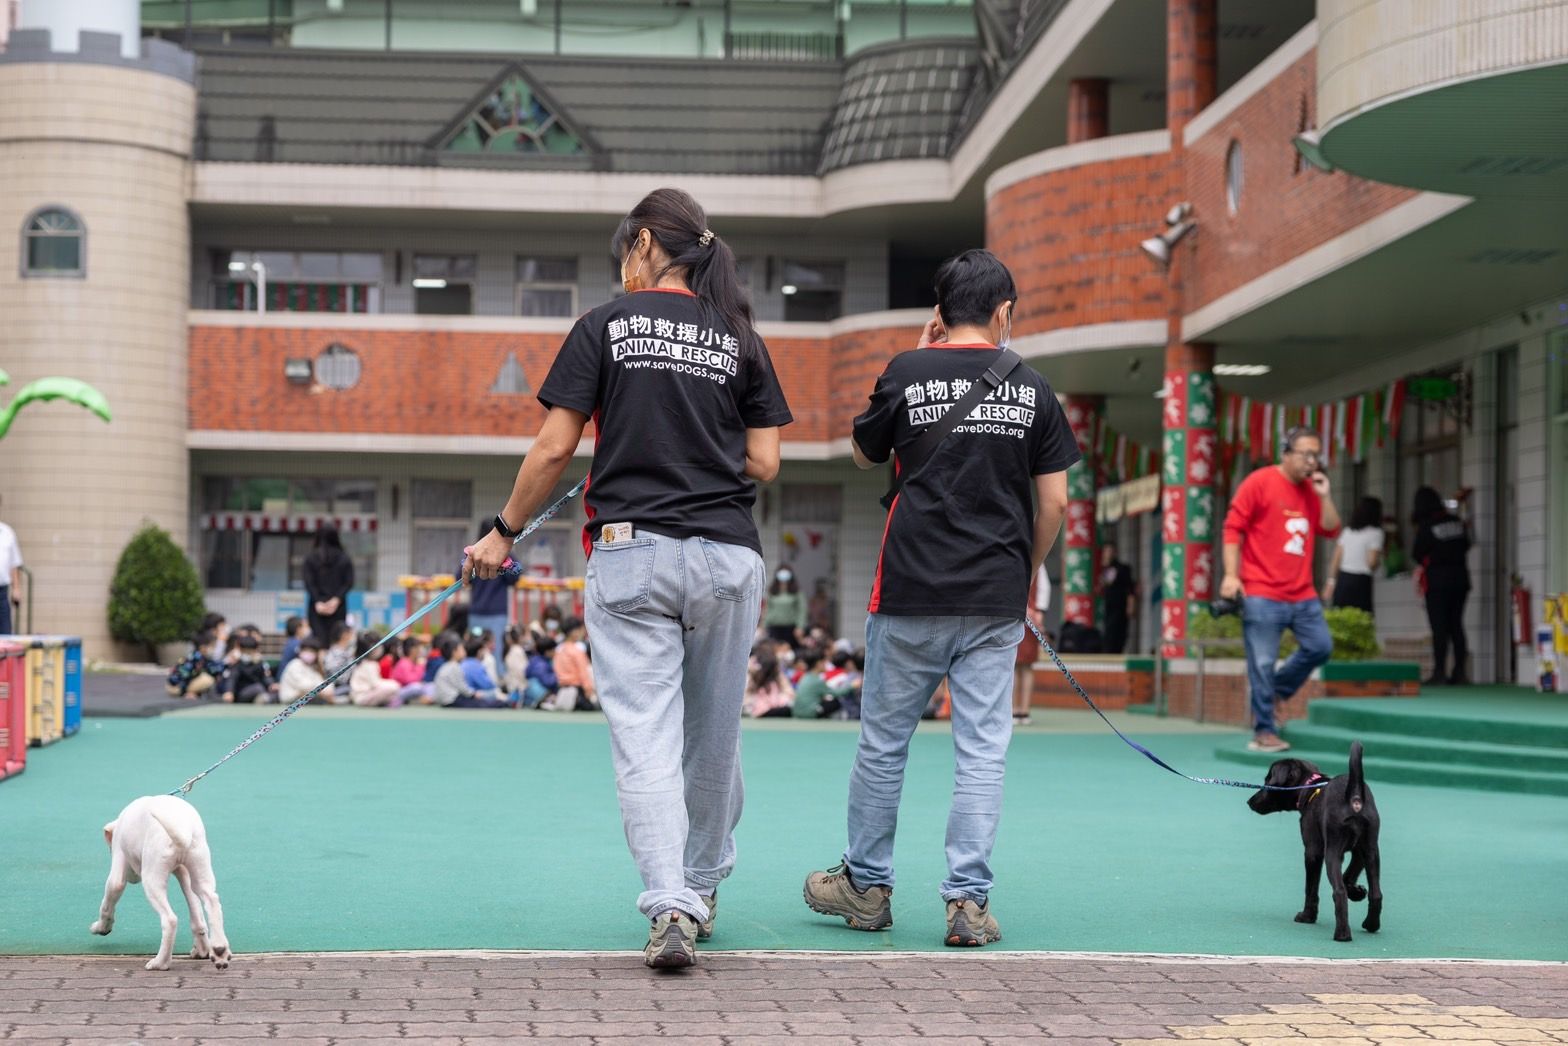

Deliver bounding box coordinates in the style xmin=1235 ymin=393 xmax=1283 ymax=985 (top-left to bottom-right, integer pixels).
xmin=1187 ymin=605 xmax=1380 ymax=661
xmin=108 ymin=523 xmax=205 ymax=659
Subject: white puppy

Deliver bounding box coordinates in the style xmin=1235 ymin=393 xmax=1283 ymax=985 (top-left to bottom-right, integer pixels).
xmin=90 ymin=795 xmax=231 ymax=971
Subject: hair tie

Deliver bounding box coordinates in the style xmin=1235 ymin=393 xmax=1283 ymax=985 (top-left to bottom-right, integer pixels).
xmin=698 ymin=228 xmax=715 ymax=247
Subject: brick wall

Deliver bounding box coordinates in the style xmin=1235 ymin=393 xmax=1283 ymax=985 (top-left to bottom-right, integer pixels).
xmin=1181 ymin=49 xmax=1418 ymax=312
xmin=1030 ymin=662 xmax=1150 ymax=710
xmin=987 ymin=153 xmax=1175 ymax=336
xmin=189 ymin=321 xmax=923 ymax=442
xmin=1160 ymin=670 xmax=1417 ymax=727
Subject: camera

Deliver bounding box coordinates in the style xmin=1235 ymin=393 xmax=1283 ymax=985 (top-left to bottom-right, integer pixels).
xmin=1209 ymin=596 xmax=1243 ymax=618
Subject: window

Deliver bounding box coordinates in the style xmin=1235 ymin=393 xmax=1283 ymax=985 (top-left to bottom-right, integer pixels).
xmin=1395 ymin=369 xmax=1465 ymax=548
xmin=780 ymin=260 xmax=845 ymax=321
xmin=1225 ymin=140 xmax=1244 ymax=215
xmin=211 ymin=250 xmax=382 ymax=312
xmin=444 ymin=73 xmax=586 ymax=156
xmin=515 ymin=255 xmax=578 ymax=317
xmin=199 ymin=477 xmax=376 ymax=592
xmin=21 ymin=207 xmax=85 ymax=277
xmin=413 ymin=253 xmax=477 ymax=315
xmin=411 ymin=479 xmax=473 ymax=577
xmin=315 ymin=344 xmax=362 ymax=391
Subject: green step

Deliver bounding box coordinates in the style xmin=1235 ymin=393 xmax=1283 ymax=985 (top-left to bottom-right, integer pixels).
xmin=1275 ymin=724 xmax=1568 ymax=775
xmin=1125 ymin=703 xmax=1160 ymax=716
xmin=1307 ymin=699 xmax=1568 ymax=749
xmin=1213 ymin=747 xmax=1568 ymax=797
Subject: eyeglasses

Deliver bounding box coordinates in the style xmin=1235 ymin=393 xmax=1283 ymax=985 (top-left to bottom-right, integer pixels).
xmin=1287 ymin=448 xmax=1321 ymax=462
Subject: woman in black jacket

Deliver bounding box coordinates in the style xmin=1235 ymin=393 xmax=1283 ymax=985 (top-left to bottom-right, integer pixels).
xmin=1411 ymin=485 xmax=1471 ymax=685
xmin=303 ymin=525 xmax=354 ymax=643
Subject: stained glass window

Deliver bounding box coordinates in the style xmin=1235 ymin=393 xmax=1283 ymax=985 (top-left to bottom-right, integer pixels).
xmin=445 ymin=74 xmax=584 ymax=156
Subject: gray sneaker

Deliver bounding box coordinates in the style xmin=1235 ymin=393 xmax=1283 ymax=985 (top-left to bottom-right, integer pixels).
xmin=803 ymin=862 xmax=893 ymax=931
xmin=697 ymin=893 xmax=717 ymax=941
xmin=944 ymin=898 xmax=1002 ymax=947
xmin=644 ymin=910 xmax=696 ymax=969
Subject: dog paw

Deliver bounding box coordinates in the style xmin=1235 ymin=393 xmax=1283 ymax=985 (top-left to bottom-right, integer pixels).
xmin=1345 ymin=884 xmax=1367 ymax=902
xmin=89 ymin=920 xmax=112 ymax=936
xmin=212 ymin=946 xmax=231 ymax=970
xmin=1362 ymin=917 xmax=1380 ymax=934
xmin=145 ymin=957 xmax=172 ymax=971
xmin=189 ymin=942 xmax=211 ymax=960
xmin=1294 ymin=911 xmax=1317 ymax=924
xmin=1334 ymin=928 xmax=1353 ymax=942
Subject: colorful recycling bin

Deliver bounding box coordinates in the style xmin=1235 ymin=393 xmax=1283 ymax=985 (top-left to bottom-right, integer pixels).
xmin=0 ymin=642 xmax=26 ymax=781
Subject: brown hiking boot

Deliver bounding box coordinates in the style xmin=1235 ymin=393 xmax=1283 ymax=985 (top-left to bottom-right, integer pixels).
xmin=643 ymin=910 xmax=696 ymax=969
xmin=696 ymin=893 xmax=717 ymax=941
xmin=945 ymin=898 xmax=1002 ymax=947
xmin=802 ymin=862 xmax=892 ymax=930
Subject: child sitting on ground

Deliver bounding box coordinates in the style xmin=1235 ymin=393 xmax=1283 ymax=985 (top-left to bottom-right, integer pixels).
xmin=431 ymin=632 xmax=507 ymax=708
xmin=349 ymin=630 xmax=402 ymax=707
xmin=461 ymin=631 xmax=502 ymax=697
xmin=423 ymin=630 xmax=453 ymax=682
xmin=791 ymin=644 xmax=853 ymax=719
xmin=390 ymin=635 xmax=433 ymax=704
xmin=501 ymin=626 xmax=529 ymax=700
xmin=523 ymin=633 xmax=559 ymax=708
xmin=547 ymin=616 xmax=595 ymax=711
xmin=278 ymin=636 xmax=336 ymax=704
xmin=322 ymin=621 xmax=355 ymax=680
xmin=166 ymin=628 xmax=223 ymax=699
xmin=226 ymin=634 xmax=278 ymax=704
xmin=277 ymin=615 xmax=309 ymax=676
xmin=745 ymin=641 xmax=795 ymax=717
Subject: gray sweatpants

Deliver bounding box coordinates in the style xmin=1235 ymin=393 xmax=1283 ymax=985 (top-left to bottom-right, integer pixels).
xmin=584 ymin=529 xmax=763 ymax=923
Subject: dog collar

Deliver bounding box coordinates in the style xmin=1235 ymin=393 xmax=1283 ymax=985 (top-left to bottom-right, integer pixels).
xmin=1297 ymin=772 xmax=1328 ymax=810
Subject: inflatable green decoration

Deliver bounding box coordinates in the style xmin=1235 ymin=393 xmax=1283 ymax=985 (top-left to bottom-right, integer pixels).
xmin=0 ymin=368 xmax=112 ymax=440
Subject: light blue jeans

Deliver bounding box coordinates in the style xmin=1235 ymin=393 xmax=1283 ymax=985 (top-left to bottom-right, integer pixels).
xmin=584 ymin=530 xmax=763 ymax=924
xmin=1242 ymin=595 xmax=1332 ymax=736
xmin=467 ymin=613 xmax=510 ymax=643
xmin=844 ymin=613 xmax=1022 ymax=903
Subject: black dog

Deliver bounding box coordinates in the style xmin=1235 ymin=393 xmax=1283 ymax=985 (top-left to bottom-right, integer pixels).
xmin=1248 ymin=741 xmax=1381 ymax=942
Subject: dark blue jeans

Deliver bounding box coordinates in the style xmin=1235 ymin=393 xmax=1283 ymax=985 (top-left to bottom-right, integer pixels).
xmin=1242 ymin=596 xmax=1331 ymax=736
xmin=0 ymin=586 xmax=9 ymax=635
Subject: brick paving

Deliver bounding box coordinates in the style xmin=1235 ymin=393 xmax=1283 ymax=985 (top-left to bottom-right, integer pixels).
xmin=2 ymin=951 xmax=1565 ymax=1045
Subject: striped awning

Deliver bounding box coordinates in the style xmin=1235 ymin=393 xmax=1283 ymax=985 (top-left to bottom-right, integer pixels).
xmin=200 ymin=513 xmax=377 ymax=533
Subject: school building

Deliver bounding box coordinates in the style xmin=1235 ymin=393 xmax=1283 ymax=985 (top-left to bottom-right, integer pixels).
xmin=1 ymin=0 xmax=1564 ymax=682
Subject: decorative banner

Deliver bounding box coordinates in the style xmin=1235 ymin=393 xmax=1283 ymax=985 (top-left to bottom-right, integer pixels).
xmin=1217 ymin=379 xmax=1407 ymax=469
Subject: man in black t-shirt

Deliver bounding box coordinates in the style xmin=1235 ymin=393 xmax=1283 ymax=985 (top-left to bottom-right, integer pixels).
xmin=803 ymin=250 xmax=1077 ymax=947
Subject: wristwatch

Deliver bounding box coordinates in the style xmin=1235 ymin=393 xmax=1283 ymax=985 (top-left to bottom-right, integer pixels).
xmin=493 ymin=512 xmax=520 ymax=539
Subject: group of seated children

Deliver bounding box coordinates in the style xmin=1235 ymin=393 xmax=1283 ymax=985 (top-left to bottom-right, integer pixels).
xmin=169 ymin=607 xmax=600 ymax=713
xmin=742 ymin=637 xmax=864 ymax=719
xmin=165 ymin=614 xmax=282 ymax=703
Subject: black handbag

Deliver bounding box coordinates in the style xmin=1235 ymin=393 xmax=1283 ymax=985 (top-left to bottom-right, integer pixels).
xmin=880 ymin=347 xmax=1025 ymax=510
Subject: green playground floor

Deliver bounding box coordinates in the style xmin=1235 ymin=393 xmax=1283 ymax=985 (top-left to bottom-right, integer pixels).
xmin=3 ymin=704 xmax=1565 ymax=960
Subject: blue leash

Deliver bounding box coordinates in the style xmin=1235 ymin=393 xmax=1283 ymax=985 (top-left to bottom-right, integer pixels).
xmin=1024 ymin=617 xmax=1316 ymax=792
xmin=171 ymin=480 xmax=587 ymax=796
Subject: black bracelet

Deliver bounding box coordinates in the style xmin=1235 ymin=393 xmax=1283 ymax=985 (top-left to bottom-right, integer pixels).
xmin=493 ymin=512 xmax=520 ymax=539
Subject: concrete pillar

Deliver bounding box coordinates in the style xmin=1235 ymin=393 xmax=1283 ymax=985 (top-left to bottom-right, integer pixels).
xmin=1063 ymin=395 xmax=1104 ymax=627
xmin=1160 ymin=0 xmax=1217 ymax=655
xmin=1067 ymin=78 xmax=1109 ymax=144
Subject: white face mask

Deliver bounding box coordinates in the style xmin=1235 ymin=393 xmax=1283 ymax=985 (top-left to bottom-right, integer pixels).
xmin=777 ymin=570 xmax=793 ymax=583
xmin=299 ymin=651 xmax=317 ymax=664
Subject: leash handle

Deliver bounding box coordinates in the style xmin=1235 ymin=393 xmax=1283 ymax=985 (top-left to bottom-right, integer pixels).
xmin=171 ymin=479 xmax=587 ymax=797
xmin=1024 ymin=617 xmax=1321 ymax=793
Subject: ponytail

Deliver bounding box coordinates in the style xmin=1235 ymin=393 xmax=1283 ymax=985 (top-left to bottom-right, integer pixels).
xmin=611 ymin=187 xmax=761 ymax=364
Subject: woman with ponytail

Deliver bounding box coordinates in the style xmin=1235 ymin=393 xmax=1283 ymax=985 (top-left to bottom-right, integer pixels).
xmin=466 ymin=187 xmax=793 ymax=968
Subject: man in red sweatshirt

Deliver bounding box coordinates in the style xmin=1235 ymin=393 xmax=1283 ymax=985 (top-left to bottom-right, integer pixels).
xmin=1220 ymin=426 xmax=1341 ymax=752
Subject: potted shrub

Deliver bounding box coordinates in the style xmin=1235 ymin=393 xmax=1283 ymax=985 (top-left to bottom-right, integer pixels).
xmin=108 ymin=524 xmax=205 ymax=665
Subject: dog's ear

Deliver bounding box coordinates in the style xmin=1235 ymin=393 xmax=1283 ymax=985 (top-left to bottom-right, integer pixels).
xmin=102 ymin=822 xmax=115 ymax=848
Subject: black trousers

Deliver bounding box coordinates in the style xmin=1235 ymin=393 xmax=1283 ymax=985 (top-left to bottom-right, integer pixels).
xmin=308 ymin=605 xmax=347 ymax=645
xmin=1103 ymin=610 xmax=1129 ymax=654
xmin=1425 ymin=586 xmax=1469 ymax=680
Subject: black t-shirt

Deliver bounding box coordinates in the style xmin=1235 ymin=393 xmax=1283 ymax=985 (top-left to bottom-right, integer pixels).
xmin=1101 ymin=561 xmax=1134 ymax=614
xmin=852 ymin=344 xmax=1080 ymax=617
xmin=538 ymin=288 xmax=793 ymax=557
xmin=1413 ymin=513 xmax=1471 ymax=591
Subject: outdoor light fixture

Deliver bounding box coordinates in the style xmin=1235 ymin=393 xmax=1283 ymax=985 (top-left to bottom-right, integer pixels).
xmin=228 ymin=257 xmax=267 ymax=313
xmin=227 ymin=260 xmax=246 ymax=273
xmin=780 ymin=284 xmax=799 ymax=296
xmin=283 ymin=358 xmax=313 ymax=385
xmin=412 ymin=277 xmax=447 ymax=289
xmin=1292 ymin=129 xmax=1334 ymax=172
xmin=1214 ymin=363 xmax=1272 ymax=377
xmin=1140 ymin=205 xmax=1195 ymax=267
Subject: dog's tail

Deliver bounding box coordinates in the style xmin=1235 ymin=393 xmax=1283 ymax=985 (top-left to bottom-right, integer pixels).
xmin=1347 ymin=741 xmax=1366 ymax=814
xmin=148 ymin=807 xmax=194 ymax=854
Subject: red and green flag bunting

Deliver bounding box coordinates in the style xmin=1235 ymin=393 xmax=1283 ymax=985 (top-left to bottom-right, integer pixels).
xmin=1216 ymin=379 xmax=1406 ymax=467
